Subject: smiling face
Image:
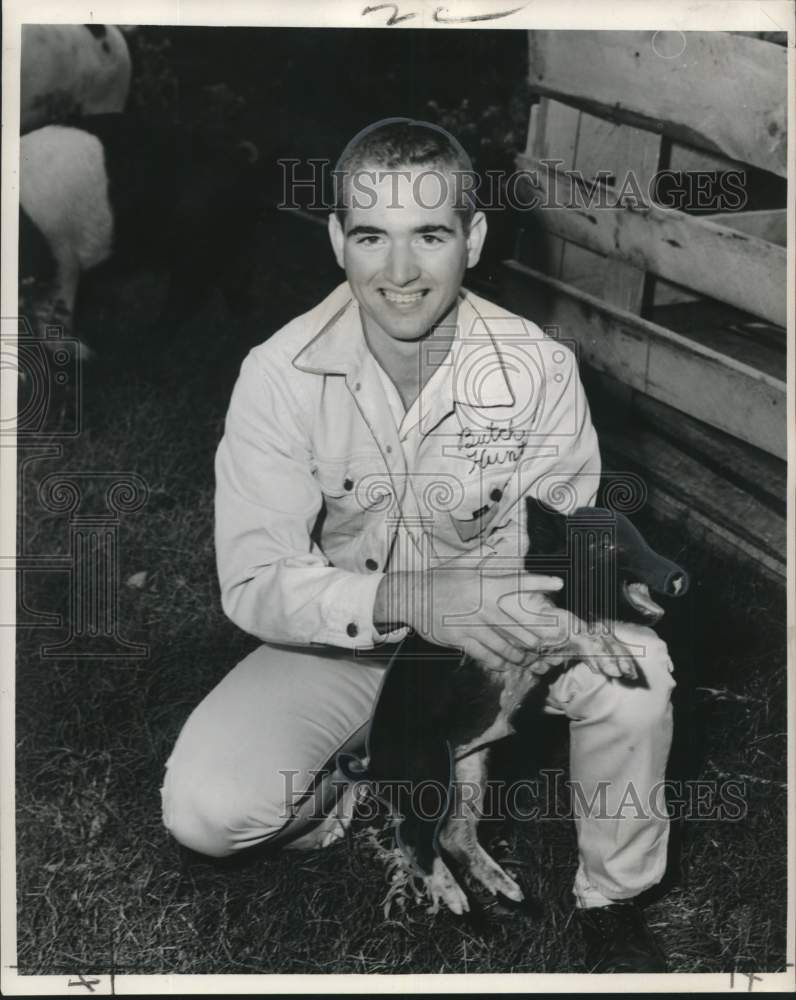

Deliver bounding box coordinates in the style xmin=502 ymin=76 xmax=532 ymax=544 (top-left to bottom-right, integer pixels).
xmin=328 ymin=165 xmax=486 ymax=350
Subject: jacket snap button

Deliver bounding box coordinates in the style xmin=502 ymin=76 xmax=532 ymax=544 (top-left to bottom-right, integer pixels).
xmin=490 ymin=487 xmax=503 ymax=502
xmin=346 ymin=622 xmax=359 ymax=637
xmin=365 ymin=558 xmax=378 ymax=571
xmin=344 ymin=478 xmax=354 ymax=491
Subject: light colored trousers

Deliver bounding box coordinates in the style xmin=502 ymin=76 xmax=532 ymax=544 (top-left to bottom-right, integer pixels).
xmin=161 ymin=622 xmax=675 ymax=906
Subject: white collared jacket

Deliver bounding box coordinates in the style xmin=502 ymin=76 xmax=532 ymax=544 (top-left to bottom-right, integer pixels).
xmin=215 ymin=282 xmax=601 ymax=649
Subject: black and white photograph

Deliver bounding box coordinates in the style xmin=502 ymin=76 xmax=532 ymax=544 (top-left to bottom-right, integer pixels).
xmin=1 ymin=0 xmax=793 ymax=992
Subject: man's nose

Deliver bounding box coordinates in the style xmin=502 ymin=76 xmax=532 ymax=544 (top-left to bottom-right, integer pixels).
xmin=385 ymin=243 xmax=421 ymax=286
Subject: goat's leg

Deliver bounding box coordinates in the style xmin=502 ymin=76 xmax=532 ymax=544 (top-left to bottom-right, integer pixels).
xmin=393 ymin=829 xmax=470 ymax=915
xmin=424 ymin=855 xmax=471 ymax=915
xmin=436 ymin=748 xmax=524 ymax=902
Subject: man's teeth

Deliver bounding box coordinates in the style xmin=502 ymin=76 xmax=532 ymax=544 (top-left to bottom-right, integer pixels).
xmin=382 ymin=290 xmax=425 ymax=303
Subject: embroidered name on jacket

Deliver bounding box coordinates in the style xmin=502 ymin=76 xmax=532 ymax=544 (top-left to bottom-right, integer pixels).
xmin=458 ymin=423 xmax=531 ymax=473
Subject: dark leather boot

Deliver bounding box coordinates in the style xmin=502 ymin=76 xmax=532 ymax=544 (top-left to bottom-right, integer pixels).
xmin=577 ymin=901 xmax=668 ymax=972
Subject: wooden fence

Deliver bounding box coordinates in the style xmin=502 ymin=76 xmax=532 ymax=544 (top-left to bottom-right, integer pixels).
xmin=500 ymin=29 xmax=787 ymax=581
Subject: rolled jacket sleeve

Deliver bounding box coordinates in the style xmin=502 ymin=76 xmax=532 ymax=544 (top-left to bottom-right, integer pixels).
xmin=215 ymin=349 xmax=401 ymax=649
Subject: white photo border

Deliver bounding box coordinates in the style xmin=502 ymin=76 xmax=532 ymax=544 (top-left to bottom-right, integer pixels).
xmin=1 ymin=0 xmax=793 ymax=994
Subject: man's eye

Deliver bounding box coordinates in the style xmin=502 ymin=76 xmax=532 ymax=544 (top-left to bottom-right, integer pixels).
xmin=356 ymin=235 xmax=382 ymax=246
xmin=419 ymin=234 xmax=443 ymax=245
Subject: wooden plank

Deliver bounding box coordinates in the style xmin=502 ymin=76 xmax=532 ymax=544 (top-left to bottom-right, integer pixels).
xmin=648 ymin=301 xmax=785 ymax=378
xmin=501 ymin=260 xmax=786 ymax=459
xmin=584 ymin=371 xmax=786 ymax=581
xmin=525 ymin=101 xmax=662 ymax=313
xmin=526 ymin=31 xmax=787 ymax=177
xmin=584 ymin=367 xmax=786 ymax=508
xmin=733 ymin=31 xmax=787 ymax=45
xmin=541 ymin=103 xmax=601 ymax=292
xmin=514 ymin=154 xmax=786 ymax=327
xmin=651 ymin=279 xmax=699 ymax=308
xmin=525 ymin=99 xmax=576 ymax=163
xmin=703 ymin=209 xmax=786 ymax=247
xmin=667 ymin=142 xmax=744 ymax=175
xmin=600 ymin=431 xmax=786 ymax=581
xmin=524 ymin=99 xmax=580 ymax=279
xmin=651 ymin=210 xmax=786 ymax=306
xmin=598 ymin=127 xmax=660 ymax=314
xmin=632 ymin=398 xmax=786 ymax=508
xmin=562 ymin=114 xmax=661 ymax=313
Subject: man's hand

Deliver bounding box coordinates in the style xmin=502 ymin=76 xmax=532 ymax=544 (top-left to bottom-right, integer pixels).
xmin=375 ymin=565 xmax=640 ymax=679
xmin=375 ymin=565 xmax=564 ymax=672
xmin=494 ymin=587 xmax=641 ymax=680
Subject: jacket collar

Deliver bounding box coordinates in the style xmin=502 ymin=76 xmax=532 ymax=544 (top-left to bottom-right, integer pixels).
xmin=292 ymin=282 xmax=515 ymax=409
xmin=291 ymin=285 xmax=364 ymax=376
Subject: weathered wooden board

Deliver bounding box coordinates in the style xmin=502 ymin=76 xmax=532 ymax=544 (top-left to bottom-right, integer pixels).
xmin=631 ymin=395 xmax=786 ymax=510
xmin=650 ymin=279 xmax=700 ymax=308
xmin=667 ymin=141 xmax=746 ymax=175
xmin=648 ymin=301 xmax=785 ymax=379
xmin=599 ymin=425 xmax=786 ymax=581
xmin=583 ymin=369 xmax=786 ymax=581
xmin=523 ymin=100 xmax=579 ymax=280
xmin=733 ymin=31 xmax=788 ymax=45
xmin=524 ymin=100 xmax=662 ymax=314
xmin=501 ymin=260 xmax=786 ymax=459
xmin=650 ymin=210 xmax=786 ymax=306
xmin=586 ymin=368 xmax=786 ymax=509
xmin=514 ymin=154 xmax=786 ymax=327
xmin=597 ymin=122 xmax=660 ymax=314
xmin=527 ymin=31 xmax=787 ymax=177
xmin=704 ymin=208 xmax=786 ymax=246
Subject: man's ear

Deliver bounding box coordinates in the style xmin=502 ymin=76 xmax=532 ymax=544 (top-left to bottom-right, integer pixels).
xmin=328 ymin=212 xmax=346 ymax=269
xmin=465 ymin=211 xmax=487 ymax=268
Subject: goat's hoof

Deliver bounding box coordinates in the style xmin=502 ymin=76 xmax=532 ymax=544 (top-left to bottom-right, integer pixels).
xmin=425 ymin=857 xmax=470 ymax=915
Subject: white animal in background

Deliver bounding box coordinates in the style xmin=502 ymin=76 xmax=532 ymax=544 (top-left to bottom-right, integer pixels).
xmin=19 ymin=115 xmax=263 ymax=358
xmin=20 ymin=24 xmax=132 ymax=133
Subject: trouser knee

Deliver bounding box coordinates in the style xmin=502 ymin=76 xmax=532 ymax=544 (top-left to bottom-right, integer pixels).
xmin=601 ymin=630 xmax=675 ymax=735
xmin=160 ymin=765 xmax=290 ymax=858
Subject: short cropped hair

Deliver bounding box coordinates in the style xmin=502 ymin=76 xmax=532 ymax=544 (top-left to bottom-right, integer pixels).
xmin=333 ymin=117 xmax=478 ymax=232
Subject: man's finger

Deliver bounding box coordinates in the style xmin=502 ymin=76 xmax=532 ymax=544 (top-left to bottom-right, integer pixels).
xmin=462 ymin=638 xmax=508 ymax=673
xmin=495 ymin=640 xmax=529 ymax=666
xmin=599 ymin=637 xmax=639 ymax=680
xmin=521 ymin=573 xmax=564 ymax=592
xmin=492 ymin=624 xmax=541 ymax=656
xmin=495 ymin=592 xmax=566 ymax=644
xmin=474 ymin=632 xmax=527 ymax=667
xmin=526 ymin=654 xmax=558 ymax=675
xmin=586 ymin=654 xmax=624 ymax=679
xmin=616 ymin=656 xmax=639 ymax=680
xmin=578 ymin=638 xmax=639 ymax=680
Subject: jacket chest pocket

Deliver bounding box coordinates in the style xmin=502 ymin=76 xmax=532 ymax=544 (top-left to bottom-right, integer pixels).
xmin=447 ymin=468 xmax=513 ymax=544
xmin=314 ymin=458 xmax=395 ymax=515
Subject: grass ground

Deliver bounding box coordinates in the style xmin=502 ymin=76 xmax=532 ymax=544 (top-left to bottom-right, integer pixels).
xmin=14 ymin=210 xmax=788 ymax=976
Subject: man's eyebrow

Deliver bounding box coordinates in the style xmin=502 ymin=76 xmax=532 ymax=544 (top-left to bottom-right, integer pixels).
xmin=414 ymin=224 xmax=457 ymax=235
xmin=346 ymin=224 xmax=387 ymax=237
xmin=345 ymin=223 xmax=459 ymax=238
